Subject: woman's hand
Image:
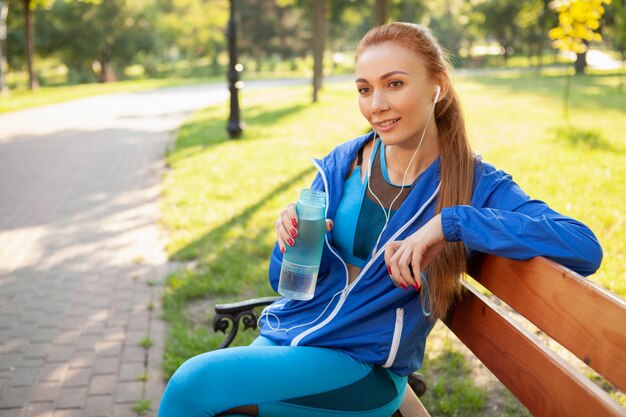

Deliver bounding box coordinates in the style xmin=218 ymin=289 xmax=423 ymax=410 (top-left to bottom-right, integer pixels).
xmin=384 ymin=214 xmax=447 ymax=290
xmin=274 ymin=203 xmax=333 ymax=254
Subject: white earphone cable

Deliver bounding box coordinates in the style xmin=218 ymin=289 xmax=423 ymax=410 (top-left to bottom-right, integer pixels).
xmin=369 ymin=87 xmax=439 ymax=257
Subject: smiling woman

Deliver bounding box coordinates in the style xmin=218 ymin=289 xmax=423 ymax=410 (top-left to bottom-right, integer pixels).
xmin=158 ymin=22 xmax=603 ymax=417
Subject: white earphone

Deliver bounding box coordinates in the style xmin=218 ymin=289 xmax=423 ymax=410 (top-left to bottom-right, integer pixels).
xmin=434 ymin=85 xmax=441 ymax=103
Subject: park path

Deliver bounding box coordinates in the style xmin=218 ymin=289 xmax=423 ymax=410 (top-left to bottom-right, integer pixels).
xmin=0 ymin=84 xmax=230 ymax=417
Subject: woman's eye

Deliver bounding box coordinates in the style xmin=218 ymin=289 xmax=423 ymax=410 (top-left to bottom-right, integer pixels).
xmin=389 ymin=80 xmax=404 ymax=87
xmin=357 ymin=87 xmax=370 ymax=94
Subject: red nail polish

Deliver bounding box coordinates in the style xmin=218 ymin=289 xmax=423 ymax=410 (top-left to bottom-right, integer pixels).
xmin=401 ymin=283 xmax=408 ymax=290
xmin=287 ymin=238 xmax=294 ymax=246
xmin=412 ymin=284 xmax=420 ymax=291
xmin=281 ymin=246 xmax=286 ymax=254
xmin=292 ymin=218 xmax=298 ymax=228
xmin=387 ymin=265 xmax=392 ymax=275
xmin=291 ymin=229 xmax=297 ymax=239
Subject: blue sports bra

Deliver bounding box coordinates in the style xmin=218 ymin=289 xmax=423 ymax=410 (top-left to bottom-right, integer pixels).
xmin=332 ymin=140 xmax=414 ymax=267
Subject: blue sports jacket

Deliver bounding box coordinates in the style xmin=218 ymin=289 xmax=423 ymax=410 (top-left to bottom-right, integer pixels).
xmin=259 ymin=132 xmax=603 ymax=376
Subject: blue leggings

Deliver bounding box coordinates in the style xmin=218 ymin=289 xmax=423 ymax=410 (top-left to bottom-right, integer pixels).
xmin=158 ymin=336 xmax=407 ymax=417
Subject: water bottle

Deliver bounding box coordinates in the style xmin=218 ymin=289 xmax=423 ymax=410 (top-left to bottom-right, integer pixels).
xmin=278 ymin=189 xmax=327 ymax=300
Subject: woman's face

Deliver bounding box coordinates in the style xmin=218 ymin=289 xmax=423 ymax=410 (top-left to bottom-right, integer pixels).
xmin=355 ymin=42 xmax=438 ymax=148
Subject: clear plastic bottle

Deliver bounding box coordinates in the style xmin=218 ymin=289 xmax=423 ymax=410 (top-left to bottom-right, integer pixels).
xmin=278 ymin=189 xmax=326 ymax=300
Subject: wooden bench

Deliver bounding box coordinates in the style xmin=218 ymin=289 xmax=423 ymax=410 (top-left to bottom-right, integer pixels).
xmin=213 ymin=254 xmax=626 ymax=416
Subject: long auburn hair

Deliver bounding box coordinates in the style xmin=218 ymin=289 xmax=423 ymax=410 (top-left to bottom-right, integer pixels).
xmin=356 ymin=22 xmax=475 ymax=319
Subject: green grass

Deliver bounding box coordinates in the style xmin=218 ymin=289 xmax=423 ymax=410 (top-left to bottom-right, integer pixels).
xmin=160 ymin=70 xmax=625 ymax=413
xmin=420 ymin=335 xmax=488 ymax=416
xmin=131 ymin=398 xmax=151 ymax=416
xmin=460 ymin=71 xmax=625 ymax=297
xmin=140 ymin=337 xmax=153 ymax=350
xmin=0 ymin=77 xmax=219 ymax=114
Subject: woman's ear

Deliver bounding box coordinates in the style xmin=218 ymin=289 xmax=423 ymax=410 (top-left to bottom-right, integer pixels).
xmin=434 ymin=73 xmax=450 ymax=103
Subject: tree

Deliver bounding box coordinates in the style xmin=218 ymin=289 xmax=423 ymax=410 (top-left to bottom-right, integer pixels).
xmin=155 ymin=0 xmax=228 ymax=75
xmin=548 ymin=0 xmax=609 ymax=119
xmin=602 ymin=0 xmax=626 ymax=64
xmin=475 ymin=0 xmax=525 ymax=63
xmin=312 ymin=0 xmax=326 ymax=102
xmin=40 ymin=0 xmax=156 ymax=83
xmin=549 ymin=0 xmax=609 ymax=75
xmin=515 ymin=0 xmax=555 ymax=68
xmin=0 ymin=1 xmax=8 ymax=94
xmin=422 ymin=0 xmax=468 ymax=60
xmin=11 ymin=0 xmax=51 ymax=90
xmin=375 ymin=0 xmax=388 ymax=25
xmin=237 ymin=0 xmax=308 ymax=71
xmin=6 ymin=0 xmax=101 ymax=90
xmin=390 ymin=0 xmax=428 ymax=29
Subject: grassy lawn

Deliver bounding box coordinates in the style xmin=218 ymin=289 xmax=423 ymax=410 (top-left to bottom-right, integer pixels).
xmin=160 ymin=71 xmax=625 ymax=415
xmin=0 ymin=77 xmax=220 ymax=114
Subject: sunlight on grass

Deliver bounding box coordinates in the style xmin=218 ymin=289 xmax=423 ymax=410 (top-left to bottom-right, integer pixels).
xmin=457 ymin=72 xmax=625 ymax=297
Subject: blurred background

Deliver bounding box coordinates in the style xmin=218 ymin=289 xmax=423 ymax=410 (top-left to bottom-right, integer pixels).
xmin=0 ymin=0 xmax=623 ymax=92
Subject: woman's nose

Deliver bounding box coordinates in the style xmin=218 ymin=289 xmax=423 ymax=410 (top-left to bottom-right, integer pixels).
xmin=371 ymin=90 xmax=390 ymax=114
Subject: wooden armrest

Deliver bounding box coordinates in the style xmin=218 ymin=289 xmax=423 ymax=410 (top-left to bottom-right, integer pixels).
xmin=213 ymin=296 xmax=279 ymax=349
xmin=408 ymin=372 xmax=427 ymax=397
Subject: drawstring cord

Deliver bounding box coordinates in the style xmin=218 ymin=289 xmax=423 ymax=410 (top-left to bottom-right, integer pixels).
xmin=419 ymin=272 xmax=432 ymax=317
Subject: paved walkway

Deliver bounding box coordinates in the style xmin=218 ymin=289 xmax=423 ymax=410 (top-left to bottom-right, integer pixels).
xmin=0 ymin=84 xmax=228 ymax=417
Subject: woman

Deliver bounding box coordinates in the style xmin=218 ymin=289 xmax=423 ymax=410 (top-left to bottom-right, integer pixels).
xmin=158 ymin=22 xmax=602 ymax=417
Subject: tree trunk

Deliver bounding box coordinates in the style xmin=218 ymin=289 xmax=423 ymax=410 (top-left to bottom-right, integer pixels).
xmin=575 ymin=51 xmax=587 ymax=75
xmin=0 ymin=1 xmax=8 ymax=95
xmin=575 ymin=40 xmax=589 ymax=75
xmin=99 ymin=61 xmax=117 ymax=83
xmin=374 ymin=0 xmax=388 ymax=26
xmin=21 ymin=0 xmax=38 ymax=90
xmin=312 ymin=0 xmax=326 ymax=103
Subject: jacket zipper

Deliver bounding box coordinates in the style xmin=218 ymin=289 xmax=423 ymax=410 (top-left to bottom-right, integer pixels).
xmin=383 ymin=307 xmax=404 ymax=368
xmin=291 ymin=159 xmax=440 ymax=347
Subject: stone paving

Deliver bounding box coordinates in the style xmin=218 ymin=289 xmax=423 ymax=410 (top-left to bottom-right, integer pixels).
xmin=0 ymin=85 xmax=228 ymax=417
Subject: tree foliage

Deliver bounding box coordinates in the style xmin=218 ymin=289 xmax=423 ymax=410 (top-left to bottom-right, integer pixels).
xmin=2 ymin=0 xmax=624 ymax=89
xmin=156 ymin=0 xmax=228 ymax=62
xmin=547 ymin=0 xmax=610 ymax=119
xmin=548 ymin=0 xmax=609 ymax=53
xmin=39 ymin=0 xmax=156 ymax=82
xmin=475 ymin=0 xmax=525 ymax=61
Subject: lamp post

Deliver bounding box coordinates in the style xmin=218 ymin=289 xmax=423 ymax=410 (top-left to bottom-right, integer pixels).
xmin=227 ymin=0 xmax=243 ymax=139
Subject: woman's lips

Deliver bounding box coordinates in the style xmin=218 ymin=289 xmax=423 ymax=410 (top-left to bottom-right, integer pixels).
xmin=375 ymin=118 xmax=400 ymax=132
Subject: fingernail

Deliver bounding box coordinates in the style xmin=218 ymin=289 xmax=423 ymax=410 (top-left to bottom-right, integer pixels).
xmin=287 ymin=238 xmax=294 ymax=247
xmin=291 ymin=229 xmax=297 ymax=239
xmin=412 ymin=284 xmax=420 ymax=291
xmin=400 ymin=283 xmax=408 ymax=290
xmin=280 ymin=246 xmax=286 ymax=254
xmin=292 ymin=218 xmax=298 ymax=228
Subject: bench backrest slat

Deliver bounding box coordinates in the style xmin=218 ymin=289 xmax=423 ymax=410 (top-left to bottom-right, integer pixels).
xmin=468 ymin=255 xmax=626 ymax=392
xmin=445 ymin=283 xmax=625 ymax=417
